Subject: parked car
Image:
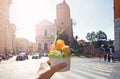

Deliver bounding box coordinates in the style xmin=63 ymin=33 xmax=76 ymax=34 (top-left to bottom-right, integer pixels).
xmin=41 ymin=53 xmax=48 ymax=57
xmin=8 ymin=53 xmax=13 ymax=58
xmin=32 ymin=53 xmax=41 ymax=59
xmin=16 ymin=52 xmax=28 ymax=61
xmin=2 ymin=54 xmax=9 ymax=60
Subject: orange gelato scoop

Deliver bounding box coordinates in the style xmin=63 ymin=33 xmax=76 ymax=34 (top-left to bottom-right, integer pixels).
xmin=55 ymin=39 xmax=65 ymax=50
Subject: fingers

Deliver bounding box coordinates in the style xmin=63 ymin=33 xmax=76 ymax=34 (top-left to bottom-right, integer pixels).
xmin=44 ymin=62 xmax=67 ymax=79
xmin=37 ymin=61 xmax=67 ymax=79
xmin=46 ymin=60 xmax=67 ymax=73
xmin=50 ymin=62 xmax=67 ymax=73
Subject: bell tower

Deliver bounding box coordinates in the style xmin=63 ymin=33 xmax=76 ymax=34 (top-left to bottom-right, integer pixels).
xmin=114 ymin=0 xmax=120 ymax=57
xmin=54 ymin=0 xmax=73 ymax=46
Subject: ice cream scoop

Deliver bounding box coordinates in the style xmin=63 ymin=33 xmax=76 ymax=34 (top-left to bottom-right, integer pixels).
xmin=48 ymin=50 xmax=63 ymax=58
xmin=62 ymin=45 xmax=71 ymax=57
xmin=55 ymin=39 xmax=65 ymax=50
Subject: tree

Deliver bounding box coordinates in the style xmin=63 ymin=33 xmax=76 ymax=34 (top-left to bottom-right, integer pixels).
xmin=96 ymin=30 xmax=107 ymax=41
xmin=86 ymin=33 xmax=92 ymax=41
xmin=70 ymin=36 xmax=84 ymax=56
xmin=86 ymin=32 xmax=97 ymax=41
xmin=57 ymin=31 xmax=69 ymax=45
xmin=86 ymin=30 xmax=108 ymax=56
xmin=15 ymin=38 xmax=21 ymax=54
xmin=86 ymin=31 xmax=97 ymax=56
xmin=96 ymin=30 xmax=107 ymax=48
xmin=70 ymin=36 xmax=78 ymax=55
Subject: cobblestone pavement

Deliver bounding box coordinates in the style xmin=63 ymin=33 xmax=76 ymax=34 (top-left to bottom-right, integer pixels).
xmin=0 ymin=56 xmax=120 ymax=79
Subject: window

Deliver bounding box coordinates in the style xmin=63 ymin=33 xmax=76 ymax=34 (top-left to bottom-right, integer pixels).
xmin=38 ymin=43 xmax=41 ymax=51
xmin=45 ymin=30 xmax=47 ymax=37
xmin=44 ymin=43 xmax=48 ymax=50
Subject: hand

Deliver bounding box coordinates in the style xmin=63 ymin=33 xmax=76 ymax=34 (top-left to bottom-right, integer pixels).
xmin=37 ymin=60 xmax=67 ymax=79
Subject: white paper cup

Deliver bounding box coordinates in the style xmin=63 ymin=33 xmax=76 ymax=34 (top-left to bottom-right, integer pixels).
xmin=49 ymin=58 xmax=70 ymax=72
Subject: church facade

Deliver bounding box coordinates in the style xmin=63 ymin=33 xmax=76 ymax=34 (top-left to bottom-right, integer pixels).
xmin=114 ymin=0 xmax=120 ymax=57
xmin=0 ymin=0 xmax=16 ymax=54
xmin=35 ymin=20 xmax=56 ymax=53
xmin=35 ymin=0 xmax=73 ymax=53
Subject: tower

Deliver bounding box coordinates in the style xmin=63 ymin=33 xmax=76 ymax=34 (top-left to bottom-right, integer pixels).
xmin=114 ymin=0 xmax=120 ymax=57
xmin=54 ymin=0 xmax=73 ymax=46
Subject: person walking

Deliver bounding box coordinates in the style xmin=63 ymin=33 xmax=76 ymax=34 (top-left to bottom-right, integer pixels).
xmin=98 ymin=44 xmax=105 ymax=61
xmin=111 ymin=52 xmax=115 ymax=63
xmin=107 ymin=48 xmax=115 ymax=63
xmin=108 ymin=53 xmax=111 ymax=62
xmin=104 ymin=53 xmax=107 ymax=61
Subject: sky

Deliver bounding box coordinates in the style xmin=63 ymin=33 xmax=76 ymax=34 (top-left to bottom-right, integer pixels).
xmin=9 ymin=0 xmax=114 ymax=43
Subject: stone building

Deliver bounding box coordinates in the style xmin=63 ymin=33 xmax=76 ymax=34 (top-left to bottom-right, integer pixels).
xmin=35 ymin=0 xmax=73 ymax=53
xmin=114 ymin=0 xmax=120 ymax=57
xmin=0 ymin=0 xmax=16 ymax=54
xmin=54 ymin=0 xmax=73 ymax=46
xmin=29 ymin=42 xmax=35 ymax=54
xmin=35 ymin=20 xmax=56 ymax=53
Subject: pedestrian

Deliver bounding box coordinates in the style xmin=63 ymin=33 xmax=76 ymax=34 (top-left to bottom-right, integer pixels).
xmin=107 ymin=53 xmax=111 ymax=62
xmin=98 ymin=46 xmax=104 ymax=61
xmin=104 ymin=53 xmax=107 ymax=61
xmin=98 ymin=53 xmax=102 ymax=61
xmin=107 ymin=48 xmax=115 ymax=63
xmin=111 ymin=52 xmax=115 ymax=63
xmin=36 ymin=60 xmax=67 ymax=79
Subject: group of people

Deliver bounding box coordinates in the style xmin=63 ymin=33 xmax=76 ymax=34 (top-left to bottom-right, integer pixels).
xmin=98 ymin=45 xmax=115 ymax=63
xmin=104 ymin=52 xmax=115 ymax=62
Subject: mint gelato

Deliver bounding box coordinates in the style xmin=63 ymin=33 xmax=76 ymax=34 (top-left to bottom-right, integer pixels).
xmin=49 ymin=50 xmax=63 ymax=58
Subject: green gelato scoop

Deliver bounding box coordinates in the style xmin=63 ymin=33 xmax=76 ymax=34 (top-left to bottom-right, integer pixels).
xmin=49 ymin=50 xmax=63 ymax=58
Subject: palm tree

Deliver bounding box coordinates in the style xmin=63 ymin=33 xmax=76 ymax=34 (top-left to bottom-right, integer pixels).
xmin=96 ymin=30 xmax=107 ymax=47
xmin=96 ymin=30 xmax=107 ymax=41
xmin=86 ymin=33 xmax=92 ymax=41
xmin=86 ymin=31 xmax=97 ymax=56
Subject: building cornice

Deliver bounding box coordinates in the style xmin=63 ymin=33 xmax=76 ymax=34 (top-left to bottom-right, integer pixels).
xmin=114 ymin=18 xmax=120 ymax=23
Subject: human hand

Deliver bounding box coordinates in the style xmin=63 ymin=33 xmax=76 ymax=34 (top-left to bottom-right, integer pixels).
xmin=37 ymin=60 xmax=67 ymax=79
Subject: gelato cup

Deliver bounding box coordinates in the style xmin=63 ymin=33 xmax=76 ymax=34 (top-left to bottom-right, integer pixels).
xmin=50 ymin=58 xmax=70 ymax=72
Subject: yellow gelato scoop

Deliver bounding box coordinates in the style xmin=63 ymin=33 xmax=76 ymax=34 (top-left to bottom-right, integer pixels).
xmin=62 ymin=45 xmax=71 ymax=57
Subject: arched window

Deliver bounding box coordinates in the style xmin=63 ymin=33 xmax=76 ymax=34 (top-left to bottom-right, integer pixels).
xmin=44 ymin=43 xmax=48 ymax=50
xmin=38 ymin=43 xmax=41 ymax=51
